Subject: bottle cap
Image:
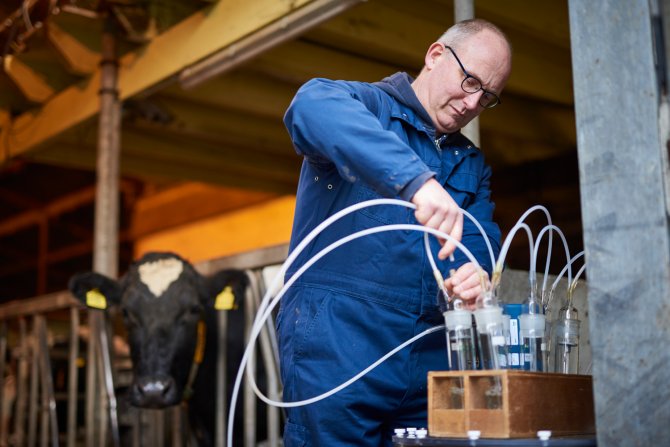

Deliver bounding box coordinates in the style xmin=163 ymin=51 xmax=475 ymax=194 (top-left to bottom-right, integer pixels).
xmin=467 ymin=430 xmax=481 ymax=440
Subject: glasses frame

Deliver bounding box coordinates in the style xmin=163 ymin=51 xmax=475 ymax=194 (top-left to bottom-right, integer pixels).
xmin=443 ymin=44 xmax=501 ymax=109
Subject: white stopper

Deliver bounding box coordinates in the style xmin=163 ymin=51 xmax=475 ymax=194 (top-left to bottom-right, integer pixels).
xmin=444 ymin=308 xmax=473 ymax=329
xmin=519 ymin=313 xmax=546 ymax=337
xmin=473 ymin=306 xmax=504 ymax=334
xmin=537 ymin=430 xmax=552 ymax=441
xmin=467 ymin=430 xmax=481 ymax=440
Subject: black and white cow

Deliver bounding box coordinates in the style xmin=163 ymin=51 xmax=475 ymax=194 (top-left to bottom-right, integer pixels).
xmin=68 ymin=251 xmax=263 ymax=446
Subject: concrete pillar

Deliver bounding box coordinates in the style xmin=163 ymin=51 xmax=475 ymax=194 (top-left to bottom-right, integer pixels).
xmin=568 ymin=0 xmax=670 ymax=444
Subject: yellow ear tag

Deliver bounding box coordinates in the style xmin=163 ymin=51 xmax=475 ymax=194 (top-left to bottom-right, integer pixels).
xmin=86 ymin=288 xmax=107 ymax=310
xmin=214 ymin=286 xmax=236 ymax=310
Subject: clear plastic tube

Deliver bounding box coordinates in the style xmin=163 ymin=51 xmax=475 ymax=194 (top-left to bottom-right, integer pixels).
xmin=532 ymin=224 xmax=572 ymax=305
xmin=510 ymin=205 xmax=554 ymax=296
xmin=547 ymin=251 xmax=584 ymax=311
xmin=227 ymin=215 xmax=486 ymax=446
xmin=492 ymin=222 xmax=534 ymax=295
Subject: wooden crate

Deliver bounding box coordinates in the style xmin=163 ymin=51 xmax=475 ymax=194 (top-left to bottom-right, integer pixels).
xmin=428 ymin=370 xmax=595 ymax=438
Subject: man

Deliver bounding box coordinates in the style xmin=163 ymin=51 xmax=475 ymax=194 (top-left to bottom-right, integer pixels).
xmin=277 ymin=18 xmax=512 ymax=446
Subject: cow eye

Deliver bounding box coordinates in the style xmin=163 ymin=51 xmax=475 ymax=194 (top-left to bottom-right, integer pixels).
xmin=122 ymin=308 xmax=139 ymax=326
xmin=188 ymin=305 xmax=201 ymax=317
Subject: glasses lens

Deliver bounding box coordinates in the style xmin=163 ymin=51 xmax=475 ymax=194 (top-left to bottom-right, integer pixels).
xmin=461 ymin=76 xmax=481 ymax=93
xmin=480 ymin=92 xmax=499 ymax=108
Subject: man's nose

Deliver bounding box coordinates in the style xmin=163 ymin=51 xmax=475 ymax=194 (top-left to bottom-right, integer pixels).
xmin=463 ymin=91 xmax=484 ymax=110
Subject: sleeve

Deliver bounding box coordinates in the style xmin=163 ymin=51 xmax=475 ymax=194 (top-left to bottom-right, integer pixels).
xmin=450 ymin=163 xmax=501 ymax=276
xmin=284 ymin=78 xmax=433 ymax=198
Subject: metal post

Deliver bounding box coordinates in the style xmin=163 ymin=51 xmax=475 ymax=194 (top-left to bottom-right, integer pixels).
xmin=89 ymin=16 xmax=122 ymax=447
xmin=215 ymin=311 xmax=228 ymax=447
xmin=14 ymin=318 xmax=28 ymax=447
xmin=36 ymin=316 xmax=58 ymax=447
xmin=568 ymin=0 xmax=670 ymax=445
xmin=250 ymin=270 xmax=281 ymax=447
xmin=243 ymin=288 xmax=257 ymax=447
xmin=454 ymin=0 xmax=480 ymax=147
xmin=27 ymin=319 xmax=39 ymax=447
xmin=0 ymin=322 xmax=6 ymax=445
xmin=67 ymin=307 xmax=79 ymax=447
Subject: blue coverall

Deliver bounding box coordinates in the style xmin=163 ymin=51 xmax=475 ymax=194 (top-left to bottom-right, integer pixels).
xmin=277 ymin=72 xmax=501 ymax=446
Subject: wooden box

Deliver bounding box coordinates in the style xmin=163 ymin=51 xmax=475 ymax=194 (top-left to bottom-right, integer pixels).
xmin=428 ymin=370 xmax=595 ymax=438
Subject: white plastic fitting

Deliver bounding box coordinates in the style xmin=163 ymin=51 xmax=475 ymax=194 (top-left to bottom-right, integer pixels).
xmin=394 ymin=428 xmax=406 ymax=437
xmin=416 ymin=428 xmax=428 ymax=439
xmin=467 ymin=430 xmax=481 ymax=440
xmin=537 ymin=430 xmax=552 ymax=441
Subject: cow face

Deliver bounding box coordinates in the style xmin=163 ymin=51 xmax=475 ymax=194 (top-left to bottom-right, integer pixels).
xmin=69 ymin=252 xmax=248 ymax=409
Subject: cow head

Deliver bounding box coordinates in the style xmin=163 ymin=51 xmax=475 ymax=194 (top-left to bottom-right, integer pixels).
xmin=68 ymin=251 xmax=248 ymax=408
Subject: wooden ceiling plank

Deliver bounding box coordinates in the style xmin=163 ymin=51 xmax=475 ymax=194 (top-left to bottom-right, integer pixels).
xmin=3 ymin=55 xmax=55 ymax=103
xmin=252 ymin=39 xmax=399 ymax=84
xmin=0 ymin=0 xmax=319 ymax=163
xmin=46 ymin=22 xmax=101 ymax=75
xmin=162 ymin=69 xmax=296 ymax=120
xmin=119 ymin=127 xmax=299 ymax=181
xmin=31 ymin=140 xmax=299 ymax=193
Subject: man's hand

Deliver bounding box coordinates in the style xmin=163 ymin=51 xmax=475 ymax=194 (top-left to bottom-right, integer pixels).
xmin=444 ymin=262 xmax=489 ymax=310
xmin=411 ymin=178 xmax=463 ymax=259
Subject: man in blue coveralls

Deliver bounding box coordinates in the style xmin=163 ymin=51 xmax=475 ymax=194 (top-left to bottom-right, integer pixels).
xmin=277 ymin=18 xmax=512 ymax=446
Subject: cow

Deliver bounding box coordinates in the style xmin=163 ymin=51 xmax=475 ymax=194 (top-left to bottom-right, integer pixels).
xmin=68 ymin=251 xmax=264 ymax=446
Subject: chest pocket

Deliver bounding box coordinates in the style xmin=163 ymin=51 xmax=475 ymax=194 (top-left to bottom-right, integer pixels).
xmin=355 ymin=184 xmax=414 ymax=225
xmin=444 ymin=172 xmax=478 ymax=209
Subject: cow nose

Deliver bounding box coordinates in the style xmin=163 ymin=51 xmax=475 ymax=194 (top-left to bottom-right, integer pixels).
xmin=131 ymin=376 xmax=178 ymax=408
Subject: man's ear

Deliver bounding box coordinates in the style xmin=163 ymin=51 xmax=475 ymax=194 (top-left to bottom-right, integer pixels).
xmin=425 ymin=41 xmax=445 ymax=70
xmin=204 ymin=269 xmax=250 ymax=311
xmin=68 ymin=272 xmax=122 ymax=310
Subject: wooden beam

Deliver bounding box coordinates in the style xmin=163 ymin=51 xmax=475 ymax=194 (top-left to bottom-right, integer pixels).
xmin=162 ymin=69 xmax=297 ymax=120
xmin=130 ymin=183 xmax=278 ymax=238
xmin=30 ymin=142 xmax=299 ymax=194
xmin=0 ymin=292 xmax=80 ymax=320
xmin=3 ymin=55 xmax=55 ymax=103
xmin=0 ymin=0 xmax=319 ymax=163
xmin=252 ymin=38 xmax=400 ymax=84
xmin=134 ymin=93 xmax=293 ymax=153
xmin=0 ymin=186 xmax=96 ymax=237
xmin=46 ymin=22 xmax=100 ymax=75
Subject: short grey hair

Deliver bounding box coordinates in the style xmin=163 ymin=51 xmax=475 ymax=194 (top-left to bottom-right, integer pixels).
xmin=438 ymin=18 xmax=512 ymax=55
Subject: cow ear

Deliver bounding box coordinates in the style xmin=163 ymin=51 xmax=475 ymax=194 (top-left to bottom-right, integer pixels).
xmin=205 ymin=269 xmax=250 ymax=311
xmin=68 ymin=272 xmax=122 ymax=310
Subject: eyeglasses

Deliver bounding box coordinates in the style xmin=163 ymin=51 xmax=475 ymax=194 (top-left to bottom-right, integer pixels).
xmin=443 ymin=44 xmax=501 ymax=109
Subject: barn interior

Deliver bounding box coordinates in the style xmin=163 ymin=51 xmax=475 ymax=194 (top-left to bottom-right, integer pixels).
xmin=5 ymin=0 xmax=667 ymax=446
xmin=0 ymin=0 xmax=579 ymax=302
